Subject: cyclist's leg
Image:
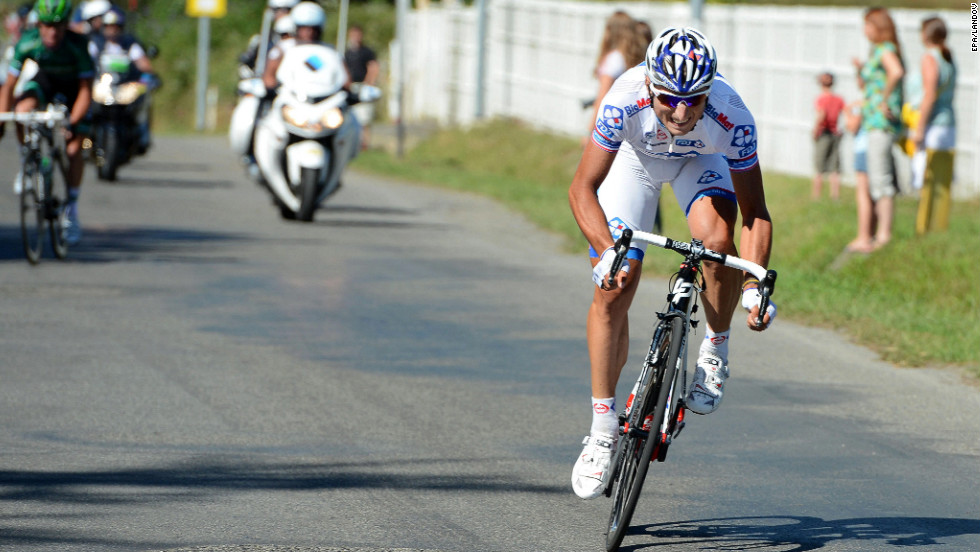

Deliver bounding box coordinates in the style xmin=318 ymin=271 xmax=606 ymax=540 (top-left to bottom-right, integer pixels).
xmin=13 ymin=85 xmax=43 ymax=143
xmin=672 ymin=156 xmax=738 ymax=414
xmin=574 ymin=145 xmax=664 ymax=499
xmin=672 ymin=155 xmax=740 ymax=335
xmin=589 ymin=143 xmax=666 ymax=401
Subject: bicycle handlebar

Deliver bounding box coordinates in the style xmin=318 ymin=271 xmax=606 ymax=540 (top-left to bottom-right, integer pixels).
xmin=608 ymin=228 xmax=777 ymax=327
xmin=0 ymin=110 xmax=67 ymax=125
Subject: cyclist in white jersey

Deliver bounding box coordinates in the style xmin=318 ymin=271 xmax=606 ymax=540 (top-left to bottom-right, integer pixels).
xmin=569 ymin=27 xmax=777 ymax=499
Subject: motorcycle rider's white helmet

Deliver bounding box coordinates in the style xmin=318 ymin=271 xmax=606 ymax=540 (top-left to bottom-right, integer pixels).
xmin=273 ymin=14 xmax=295 ymax=36
xmin=268 ymin=0 xmax=300 ymax=9
xmin=81 ymin=0 xmax=112 ymax=21
xmin=290 ymin=1 xmax=325 ymax=29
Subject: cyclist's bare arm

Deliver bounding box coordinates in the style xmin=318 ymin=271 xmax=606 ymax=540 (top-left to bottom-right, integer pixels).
xmin=0 ymin=72 xmax=16 ymax=120
xmin=569 ymin=143 xmax=618 ymax=254
xmin=730 ymin=164 xmax=773 ymax=282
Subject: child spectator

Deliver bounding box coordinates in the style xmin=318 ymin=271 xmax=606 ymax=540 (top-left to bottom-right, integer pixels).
xmin=812 ymin=71 xmax=845 ymax=200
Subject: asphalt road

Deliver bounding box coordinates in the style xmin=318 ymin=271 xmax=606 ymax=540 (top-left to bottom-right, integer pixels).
xmin=0 ymin=136 xmax=977 ymax=552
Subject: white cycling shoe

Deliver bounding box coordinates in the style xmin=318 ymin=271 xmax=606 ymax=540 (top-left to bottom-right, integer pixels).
xmin=685 ymin=351 xmax=729 ymax=415
xmin=571 ymin=433 xmax=617 ymax=499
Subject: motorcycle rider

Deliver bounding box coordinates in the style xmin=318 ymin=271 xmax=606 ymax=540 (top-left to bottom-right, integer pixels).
xmin=262 ymin=2 xmax=349 ymax=91
xmin=239 ymin=0 xmax=298 ymax=78
xmin=0 ymin=0 xmax=95 ymax=245
xmin=87 ymin=9 xmax=157 ymax=153
xmin=75 ymin=0 xmax=111 ymax=37
xmin=233 ymin=1 xmax=301 ymax=180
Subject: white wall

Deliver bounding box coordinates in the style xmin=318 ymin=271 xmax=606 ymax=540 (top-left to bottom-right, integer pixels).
xmin=397 ymin=0 xmax=979 ymax=198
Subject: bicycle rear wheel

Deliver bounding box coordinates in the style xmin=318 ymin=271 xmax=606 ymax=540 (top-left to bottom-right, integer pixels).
xmin=20 ymin=163 xmax=44 ymax=265
xmin=605 ymin=315 xmax=684 ymax=552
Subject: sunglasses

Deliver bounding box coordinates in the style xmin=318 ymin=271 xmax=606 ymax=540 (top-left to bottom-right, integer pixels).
xmin=649 ymin=87 xmax=707 ymax=109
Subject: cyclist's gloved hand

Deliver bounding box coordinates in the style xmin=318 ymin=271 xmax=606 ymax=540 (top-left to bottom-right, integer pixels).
xmin=592 ymin=246 xmax=630 ymax=290
xmin=742 ymin=287 xmax=777 ymax=330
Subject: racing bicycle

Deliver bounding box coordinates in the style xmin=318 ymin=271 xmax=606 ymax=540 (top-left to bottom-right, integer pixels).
xmin=602 ymin=228 xmax=776 ymax=551
xmin=0 ymin=106 xmax=71 ymax=264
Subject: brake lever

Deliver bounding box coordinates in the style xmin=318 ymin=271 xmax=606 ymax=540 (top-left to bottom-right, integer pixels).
xmin=606 ymin=228 xmax=633 ymax=289
xmin=755 ymin=269 xmax=778 ymax=327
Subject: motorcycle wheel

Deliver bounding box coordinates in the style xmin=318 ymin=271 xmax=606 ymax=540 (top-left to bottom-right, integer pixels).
xmin=98 ymin=126 xmax=120 ymax=182
xmin=297 ymin=167 xmax=320 ymax=222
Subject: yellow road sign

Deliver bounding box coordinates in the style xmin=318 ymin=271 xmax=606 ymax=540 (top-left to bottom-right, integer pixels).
xmin=186 ymin=0 xmax=226 ymax=18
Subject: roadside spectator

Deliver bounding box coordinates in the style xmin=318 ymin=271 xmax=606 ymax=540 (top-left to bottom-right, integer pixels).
xmin=844 ymin=99 xmax=875 ymax=253
xmin=812 ymin=71 xmax=845 ymax=200
xmin=344 ymin=24 xmax=378 ymax=150
xmin=1 ymin=5 xmax=29 ymax=84
xmin=852 ymin=6 xmax=903 ymax=250
xmin=585 ymin=10 xmax=645 ymax=143
xmin=908 ymin=16 xmax=957 ymax=234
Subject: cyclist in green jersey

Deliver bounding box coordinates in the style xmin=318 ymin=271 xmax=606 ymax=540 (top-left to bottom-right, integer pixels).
xmin=0 ymin=0 xmax=94 ymax=245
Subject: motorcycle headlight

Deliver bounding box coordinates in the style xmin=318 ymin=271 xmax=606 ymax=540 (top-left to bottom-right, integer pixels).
xmin=321 ymin=108 xmax=344 ymax=130
xmin=93 ymin=75 xmax=114 ymax=104
xmin=282 ymin=104 xmax=323 ymax=132
xmin=114 ymin=83 xmax=147 ymax=105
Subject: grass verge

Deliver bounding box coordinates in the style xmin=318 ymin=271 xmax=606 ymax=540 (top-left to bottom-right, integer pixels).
xmin=353 ymin=118 xmax=980 ymax=378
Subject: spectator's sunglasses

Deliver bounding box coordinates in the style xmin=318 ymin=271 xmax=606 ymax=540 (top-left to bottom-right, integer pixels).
xmin=648 ymin=84 xmax=707 ymax=109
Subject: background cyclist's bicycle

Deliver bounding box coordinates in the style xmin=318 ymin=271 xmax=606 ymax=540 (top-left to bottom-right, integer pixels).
xmin=0 ymin=106 xmax=71 ymax=264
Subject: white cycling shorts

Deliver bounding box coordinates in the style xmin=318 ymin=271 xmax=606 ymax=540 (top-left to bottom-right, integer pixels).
xmin=593 ymin=142 xmax=736 ymax=258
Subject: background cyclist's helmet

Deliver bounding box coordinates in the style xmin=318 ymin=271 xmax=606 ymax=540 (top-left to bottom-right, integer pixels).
xmin=35 ymin=0 xmax=73 ymax=24
xmin=268 ymin=0 xmax=300 ymax=9
xmin=290 ymin=1 xmax=325 ymax=29
xmin=80 ymin=0 xmax=111 ymax=21
xmin=645 ymin=27 xmax=718 ymax=97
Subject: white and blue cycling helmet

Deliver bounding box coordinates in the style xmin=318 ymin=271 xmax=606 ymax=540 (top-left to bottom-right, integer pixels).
xmin=644 ymin=27 xmax=718 ymax=97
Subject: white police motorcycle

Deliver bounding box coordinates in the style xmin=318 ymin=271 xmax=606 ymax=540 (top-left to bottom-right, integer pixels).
xmin=240 ymin=43 xmax=379 ymax=221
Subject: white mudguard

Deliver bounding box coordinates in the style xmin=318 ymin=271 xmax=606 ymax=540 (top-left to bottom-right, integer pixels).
xmin=286 ymin=140 xmax=328 ymax=188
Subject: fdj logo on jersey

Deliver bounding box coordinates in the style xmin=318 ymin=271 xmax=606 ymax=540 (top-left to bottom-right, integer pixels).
xmin=607 ymin=217 xmax=630 ymax=240
xmin=601 ymin=105 xmax=625 ymax=130
xmin=731 ymin=125 xmax=756 ymax=148
xmin=697 ymin=170 xmax=723 ymax=184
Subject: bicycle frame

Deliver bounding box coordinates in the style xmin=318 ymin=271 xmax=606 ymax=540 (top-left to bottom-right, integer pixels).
xmin=603 ymin=228 xmax=776 ymax=552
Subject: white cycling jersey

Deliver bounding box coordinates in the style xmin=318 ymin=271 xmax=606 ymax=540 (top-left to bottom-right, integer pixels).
xmin=589 ymin=66 xmax=760 ymax=258
xmin=592 ymin=66 xmax=758 ymax=171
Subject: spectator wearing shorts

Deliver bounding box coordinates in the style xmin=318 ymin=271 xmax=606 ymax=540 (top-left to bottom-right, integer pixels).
xmin=844 ymin=100 xmax=875 ymax=253
xmin=812 ymin=71 xmax=844 ymax=200
xmin=853 ymin=7 xmax=904 ymax=250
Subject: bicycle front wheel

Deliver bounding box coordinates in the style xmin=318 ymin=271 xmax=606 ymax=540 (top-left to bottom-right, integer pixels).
xmin=605 ymin=315 xmax=685 ymax=552
xmin=20 ymin=166 xmax=44 ymax=265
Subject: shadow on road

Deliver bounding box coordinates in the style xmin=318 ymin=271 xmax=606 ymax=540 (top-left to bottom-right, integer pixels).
xmin=624 ymin=515 xmax=980 ymax=551
xmin=0 ymin=224 xmax=249 ymax=264
xmin=103 ymin=175 xmax=236 ymax=189
xmin=0 ymin=455 xmax=564 ymax=548
xmin=0 ymin=456 xmax=563 ymax=500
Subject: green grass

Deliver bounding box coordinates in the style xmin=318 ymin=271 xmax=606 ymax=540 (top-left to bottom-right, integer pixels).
xmin=353 ymin=119 xmax=980 ymax=377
